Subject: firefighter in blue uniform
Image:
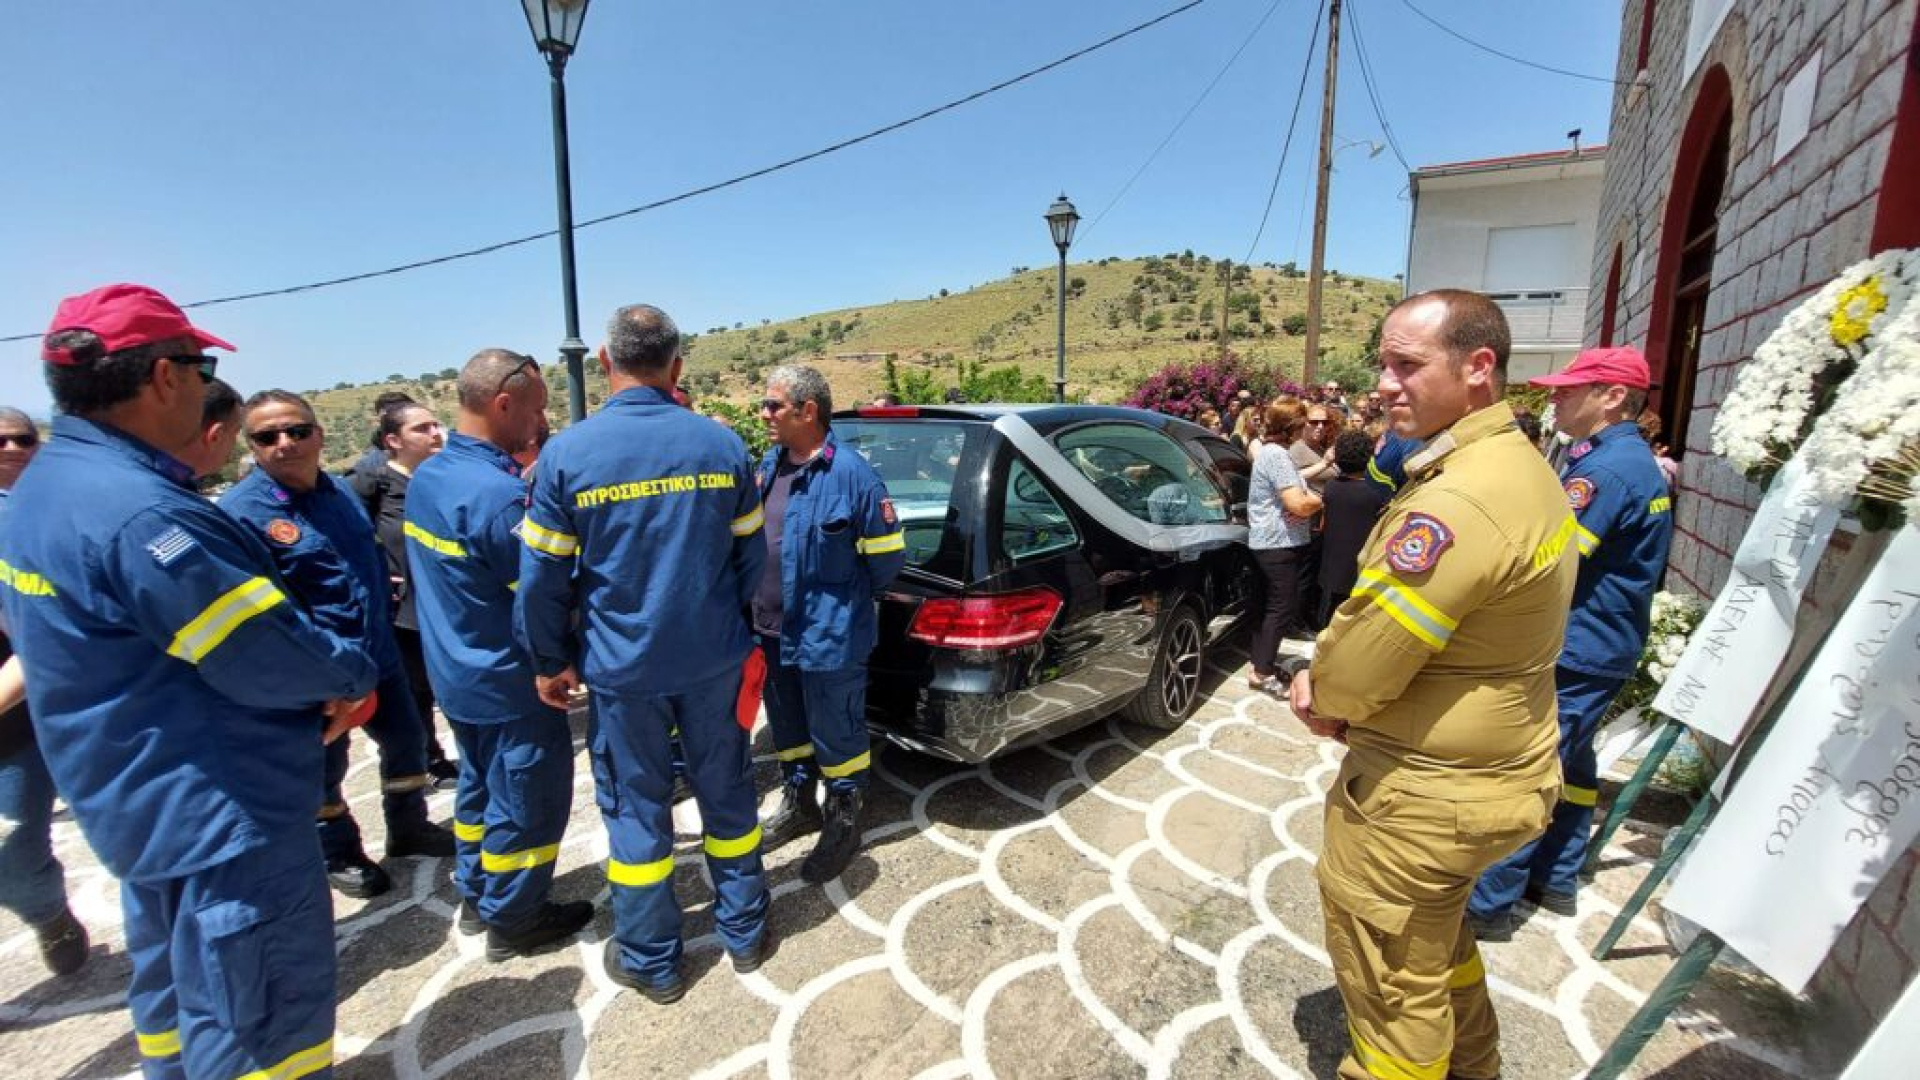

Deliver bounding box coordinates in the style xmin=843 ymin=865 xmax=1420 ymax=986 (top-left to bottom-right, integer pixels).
xmin=1365 ymin=428 xmax=1415 ymax=497
xmin=221 ymin=390 xmax=453 ymax=899
xmin=3 ymin=284 xmax=376 ymax=1080
xmin=406 ymin=349 xmax=592 ymax=960
xmin=1469 ymin=346 xmax=1674 ymax=939
xmin=517 ymin=306 xmax=770 ymax=1003
xmin=754 ymin=364 xmax=907 ymax=884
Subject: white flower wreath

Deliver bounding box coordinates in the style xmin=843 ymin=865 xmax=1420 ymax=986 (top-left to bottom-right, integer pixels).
xmin=1796 ymin=250 xmax=1920 ymax=518
xmin=1710 ymin=249 xmax=1920 ymax=481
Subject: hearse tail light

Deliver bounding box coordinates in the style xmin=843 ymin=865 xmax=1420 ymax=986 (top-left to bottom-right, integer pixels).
xmin=908 ymin=588 xmax=1062 ymax=649
xmin=858 ymin=406 xmax=921 ymax=418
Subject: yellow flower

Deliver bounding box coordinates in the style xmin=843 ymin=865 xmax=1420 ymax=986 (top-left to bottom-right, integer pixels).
xmin=1830 ymin=275 xmax=1888 ymax=347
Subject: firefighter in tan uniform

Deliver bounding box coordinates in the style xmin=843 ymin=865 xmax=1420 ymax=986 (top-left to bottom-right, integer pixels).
xmin=1290 ymin=289 xmax=1578 ymax=1080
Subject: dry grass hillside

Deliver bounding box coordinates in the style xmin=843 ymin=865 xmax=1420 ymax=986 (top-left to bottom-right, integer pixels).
xmin=309 ymin=255 xmax=1399 ymax=470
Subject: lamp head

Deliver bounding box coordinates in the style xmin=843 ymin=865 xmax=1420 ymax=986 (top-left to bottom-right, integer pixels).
xmin=523 ymin=0 xmax=590 ymax=56
xmin=1045 ymin=193 xmax=1080 ymax=252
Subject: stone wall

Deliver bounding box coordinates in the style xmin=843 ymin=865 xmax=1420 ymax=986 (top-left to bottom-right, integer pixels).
xmin=1586 ymin=0 xmax=1919 ymax=1061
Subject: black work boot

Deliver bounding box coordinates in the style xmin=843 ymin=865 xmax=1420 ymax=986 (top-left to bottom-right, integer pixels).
xmin=34 ymin=907 xmax=89 ymax=977
xmin=327 ymin=852 xmax=393 ymax=899
xmin=485 ymin=900 xmax=594 ymax=962
xmin=1524 ymin=883 xmax=1578 ymax=918
xmin=603 ymin=938 xmax=686 ymax=1004
xmin=457 ymin=899 xmax=485 ymax=935
xmin=383 ymin=788 xmax=456 ymax=858
xmin=762 ymin=778 xmax=823 ymax=852
xmin=801 ymin=787 xmax=865 ymax=885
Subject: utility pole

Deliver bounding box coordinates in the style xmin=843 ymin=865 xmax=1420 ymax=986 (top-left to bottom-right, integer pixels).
xmin=1219 ymin=258 xmax=1232 ymax=359
xmin=1303 ymin=0 xmax=1342 ymax=386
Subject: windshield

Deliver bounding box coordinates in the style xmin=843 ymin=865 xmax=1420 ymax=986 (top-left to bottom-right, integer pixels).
xmin=834 ymin=419 xmax=980 ymax=570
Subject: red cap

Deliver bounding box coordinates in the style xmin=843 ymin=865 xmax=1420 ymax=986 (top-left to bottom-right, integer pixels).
xmin=1530 ymin=346 xmax=1649 ymax=389
xmin=42 ymin=283 xmax=235 ymax=366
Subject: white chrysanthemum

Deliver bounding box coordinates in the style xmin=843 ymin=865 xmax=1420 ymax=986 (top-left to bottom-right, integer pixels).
xmin=1711 ymin=250 xmax=1919 ymax=473
xmin=1648 ymin=662 xmax=1668 ymax=684
xmin=1797 ymin=250 xmax=1920 ymax=507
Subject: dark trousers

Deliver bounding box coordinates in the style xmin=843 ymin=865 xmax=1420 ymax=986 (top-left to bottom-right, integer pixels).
xmin=1470 ymin=666 xmax=1628 ymax=917
xmin=591 ymin=670 xmax=768 ymax=987
xmin=1296 ymin=533 xmax=1325 ymax=631
xmin=122 ymin=830 xmax=336 ymax=1080
xmin=450 ymin=711 xmax=574 ymax=931
xmin=317 ymin=665 xmax=431 ymax=862
xmin=759 ymin=635 xmax=872 ymax=793
xmin=1251 ymin=546 xmax=1305 ymax=677
xmin=395 ymin=626 xmax=452 ymax=769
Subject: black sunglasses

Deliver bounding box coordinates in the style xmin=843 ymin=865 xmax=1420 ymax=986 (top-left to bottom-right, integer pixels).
xmin=162 ymin=354 xmax=218 ymax=384
xmin=248 ymin=424 xmax=317 ymax=448
xmin=0 ymin=430 xmax=38 ymax=449
xmin=759 ymin=398 xmax=792 ymax=414
xmin=495 ymin=356 xmax=539 ymax=398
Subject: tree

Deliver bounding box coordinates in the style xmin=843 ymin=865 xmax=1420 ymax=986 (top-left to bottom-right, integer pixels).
xmin=1123 ymin=290 xmax=1145 ymax=325
xmin=1143 ymin=311 xmax=1166 ymax=332
xmin=884 ymin=354 xmax=902 ymax=398
xmin=938 ymin=288 xmax=949 ymax=298
xmin=1282 ymin=313 xmax=1309 ymax=336
xmin=771 ymin=327 xmax=790 ymax=344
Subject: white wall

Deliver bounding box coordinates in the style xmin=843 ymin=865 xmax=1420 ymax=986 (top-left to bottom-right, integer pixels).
xmin=1407 ymin=169 xmax=1605 ymax=295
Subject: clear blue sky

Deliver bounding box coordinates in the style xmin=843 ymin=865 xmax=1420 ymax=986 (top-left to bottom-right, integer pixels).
xmin=0 ymin=0 xmax=1621 ymax=416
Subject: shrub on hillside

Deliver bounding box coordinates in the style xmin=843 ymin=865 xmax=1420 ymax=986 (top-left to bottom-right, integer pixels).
xmin=1123 ymin=353 xmax=1303 ymax=421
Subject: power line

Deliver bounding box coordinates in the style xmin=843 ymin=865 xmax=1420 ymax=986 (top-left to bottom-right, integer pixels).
xmin=1242 ymin=0 xmax=1326 ymax=263
xmin=1080 ymin=0 xmax=1289 ymax=241
xmin=1394 ymin=0 xmax=1629 ymax=87
xmin=2 ymin=0 xmax=1213 ymax=345
xmin=1344 ymin=0 xmax=1413 ymax=176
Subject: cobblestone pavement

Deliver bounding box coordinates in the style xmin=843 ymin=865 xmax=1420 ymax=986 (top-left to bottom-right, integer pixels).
xmin=2 ymin=652 xmax=1814 ymax=1079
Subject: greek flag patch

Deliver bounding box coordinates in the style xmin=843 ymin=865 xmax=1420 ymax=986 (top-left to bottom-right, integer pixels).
xmin=147 ymin=526 xmax=198 ymax=567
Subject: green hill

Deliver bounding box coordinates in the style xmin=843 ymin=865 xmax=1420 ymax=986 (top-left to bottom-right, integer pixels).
xmin=307 ymin=254 xmax=1400 ymax=470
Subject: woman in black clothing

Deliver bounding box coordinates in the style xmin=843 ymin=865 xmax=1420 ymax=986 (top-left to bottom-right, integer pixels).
xmin=1316 ymin=429 xmax=1391 ymax=626
xmin=353 ymin=402 xmax=456 ymax=786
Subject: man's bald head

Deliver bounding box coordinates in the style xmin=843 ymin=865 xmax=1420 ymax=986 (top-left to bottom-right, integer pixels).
xmin=457 ymin=348 xmax=539 ymax=411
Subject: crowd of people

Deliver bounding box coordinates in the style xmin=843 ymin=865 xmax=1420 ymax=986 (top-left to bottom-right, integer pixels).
xmin=0 ymin=285 xmax=904 ymax=1077
xmin=0 ymin=282 xmax=1674 ymax=1080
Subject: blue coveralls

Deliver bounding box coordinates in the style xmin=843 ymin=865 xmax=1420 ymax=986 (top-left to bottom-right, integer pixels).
xmin=1470 ymin=420 xmax=1673 ymax=917
xmin=406 ymin=433 xmax=573 ymax=932
xmin=755 ymin=431 xmax=907 ymax=794
xmin=221 ymin=470 xmax=433 ymax=862
xmin=1364 ymin=430 xmax=1414 ymax=497
xmin=516 ymin=385 xmax=769 ymax=988
xmin=0 ymin=417 xmax=376 ymax=1080
xmin=0 ymin=487 xmax=71 ymax=931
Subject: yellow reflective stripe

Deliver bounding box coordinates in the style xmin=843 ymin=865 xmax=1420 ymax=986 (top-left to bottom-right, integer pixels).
xmin=777 ymin=744 xmax=815 ymax=762
xmin=1574 ymin=523 xmax=1601 ymax=556
xmin=1354 ymin=568 xmax=1458 ymax=651
xmin=453 ymin=819 xmax=485 ymax=843
xmin=520 ymin=517 xmax=578 ymax=558
xmin=1649 ymin=495 xmax=1672 ymax=515
xmin=137 ymin=1028 xmax=182 ymax=1058
xmin=0 ymin=559 xmax=57 ymax=597
xmin=236 ymin=1036 xmax=333 ymax=1080
xmin=1533 ymin=514 xmax=1577 ymax=570
xmin=404 ymin=520 xmax=467 ymax=558
xmin=731 ymin=505 xmax=765 ymax=537
xmin=507 ymin=580 xmax=519 ymax=593
xmin=704 ymin=825 xmax=762 ymax=860
xmin=167 ymin=577 xmax=286 ymax=664
xmin=1350 ymin=1024 xmax=1447 ymax=1080
xmin=856 ymin=531 xmax=906 ymax=555
xmin=1448 ymin=949 xmax=1486 ymax=990
xmin=480 ymin=843 xmax=559 ymax=873
xmin=821 ymin=751 xmax=872 ymax=779
xmin=1366 ymin=458 xmax=1397 ymax=491
xmin=1562 ymin=783 xmax=1599 ymax=807
xmin=607 ymin=855 xmax=674 ymax=888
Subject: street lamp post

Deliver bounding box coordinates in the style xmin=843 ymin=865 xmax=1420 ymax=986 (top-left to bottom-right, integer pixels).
xmin=521 ymin=0 xmax=592 ymax=423
xmin=1045 ymin=194 xmax=1079 ymax=404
